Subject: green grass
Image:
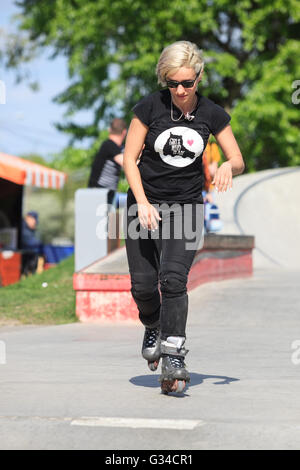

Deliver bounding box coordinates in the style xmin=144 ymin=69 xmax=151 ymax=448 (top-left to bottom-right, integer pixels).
xmin=0 ymin=255 xmax=77 ymax=326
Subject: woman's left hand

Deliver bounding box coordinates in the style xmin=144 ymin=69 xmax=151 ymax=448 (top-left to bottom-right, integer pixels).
xmin=212 ymin=161 xmax=233 ymax=193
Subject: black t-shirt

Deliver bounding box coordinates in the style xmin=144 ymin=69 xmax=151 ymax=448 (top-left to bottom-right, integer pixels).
xmin=88 ymin=139 xmax=122 ymax=190
xmin=130 ymin=88 xmax=231 ymax=204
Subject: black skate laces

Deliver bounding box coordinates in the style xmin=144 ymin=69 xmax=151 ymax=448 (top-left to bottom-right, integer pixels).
xmin=168 ymin=355 xmax=185 ymax=368
xmin=144 ymin=327 xmax=159 ymax=347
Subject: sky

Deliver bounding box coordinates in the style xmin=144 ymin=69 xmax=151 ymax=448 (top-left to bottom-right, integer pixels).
xmin=0 ymin=0 xmax=92 ymax=161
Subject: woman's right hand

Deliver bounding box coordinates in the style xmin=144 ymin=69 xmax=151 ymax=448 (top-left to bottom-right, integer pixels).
xmin=137 ymin=202 xmax=161 ymax=231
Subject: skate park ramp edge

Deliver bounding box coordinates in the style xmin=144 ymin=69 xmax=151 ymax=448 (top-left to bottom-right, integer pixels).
xmin=73 ymin=233 xmax=254 ymax=322
xmin=214 ymin=166 xmax=300 ymax=270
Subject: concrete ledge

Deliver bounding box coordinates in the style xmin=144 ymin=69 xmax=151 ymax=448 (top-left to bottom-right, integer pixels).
xmin=202 ymin=234 xmax=255 ymax=251
xmin=73 ymin=234 xmax=255 ymax=322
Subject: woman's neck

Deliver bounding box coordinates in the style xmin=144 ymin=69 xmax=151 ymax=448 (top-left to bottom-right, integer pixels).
xmin=172 ymin=94 xmax=198 ymax=115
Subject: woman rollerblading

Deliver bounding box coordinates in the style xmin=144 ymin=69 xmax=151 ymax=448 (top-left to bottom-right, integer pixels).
xmin=123 ymin=40 xmax=245 ymax=395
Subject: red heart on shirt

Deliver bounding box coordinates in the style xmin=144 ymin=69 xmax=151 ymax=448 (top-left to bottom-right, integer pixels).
xmin=187 ymin=139 xmax=194 ymax=146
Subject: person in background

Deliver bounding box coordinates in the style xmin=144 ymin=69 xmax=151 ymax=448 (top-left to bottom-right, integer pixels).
xmin=88 ymin=118 xmax=127 ymax=205
xmin=21 ymin=211 xmax=42 ymax=276
xmin=202 ymin=137 xmax=224 ymax=232
xmin=202 ymin=151 xmax=213 ymax=195
xmin=202 ymin=136 xmax=222 ymax=204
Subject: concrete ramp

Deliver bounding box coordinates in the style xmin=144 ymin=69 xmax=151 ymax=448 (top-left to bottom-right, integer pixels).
xmin=215 ymin=167 xmax=300 ymax=270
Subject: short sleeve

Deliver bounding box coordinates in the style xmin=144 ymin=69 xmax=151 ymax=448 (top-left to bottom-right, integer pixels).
xmin=132 ymin=94 xmax=153 ymax=126
xmin=209 ymin=103 xmax=231 ymax=135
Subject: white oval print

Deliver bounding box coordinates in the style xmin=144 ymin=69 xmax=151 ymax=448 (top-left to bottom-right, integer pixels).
xmin=154 ymin=126 xmax=204 ymax=168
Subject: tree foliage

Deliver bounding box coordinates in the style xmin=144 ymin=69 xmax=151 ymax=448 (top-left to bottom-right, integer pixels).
xmin=3 ymin=0 xmax=300 ymax=170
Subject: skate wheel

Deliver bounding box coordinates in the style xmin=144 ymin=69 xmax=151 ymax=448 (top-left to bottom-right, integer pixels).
xmin=161 ymin=380 xmax=172 ymax=394
xmin=161 ymin=379 xmax=186 ymax=394
xmin=148 ymin=361 xmax=159 ymax=372
xmin=148 ymin=359 xmax=159 ymax=371
xmin=176 ymin=380 xmax=186 ymax=393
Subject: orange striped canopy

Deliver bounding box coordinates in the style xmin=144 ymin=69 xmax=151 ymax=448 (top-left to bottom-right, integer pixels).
xmin=0 ymin=152 xmax=67 ymax=189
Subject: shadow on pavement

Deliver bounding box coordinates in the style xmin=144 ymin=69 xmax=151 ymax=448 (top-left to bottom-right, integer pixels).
xmin=130 ymin=372 xmax=239 ymax=388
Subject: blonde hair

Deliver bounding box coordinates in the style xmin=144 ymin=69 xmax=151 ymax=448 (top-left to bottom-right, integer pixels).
xmin=156 ymin=41 xmax=205 ymax=86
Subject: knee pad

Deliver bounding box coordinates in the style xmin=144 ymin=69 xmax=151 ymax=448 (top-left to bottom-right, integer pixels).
xmin=131 ymin=272 xmax=159 ymax=298
xmin=160 ymin=269 xmax=188 ymax=298
xmin=130 ymin=272 xmax=161 ymax=315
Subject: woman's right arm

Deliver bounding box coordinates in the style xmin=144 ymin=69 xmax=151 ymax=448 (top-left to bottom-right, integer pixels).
xmin=123 ymin=116 xmax=149 ymax=205
xmin=123 ymin=116 xmax=161 ymax=230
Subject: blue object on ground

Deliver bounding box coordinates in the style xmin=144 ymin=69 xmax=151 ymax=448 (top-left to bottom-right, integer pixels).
xmin=204 ymin=203 xmax=223 ymax=233
xmin=43 ymin=245 xmax=74 ymax=264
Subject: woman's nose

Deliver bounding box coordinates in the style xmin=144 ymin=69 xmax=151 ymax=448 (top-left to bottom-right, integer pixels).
xmin=176 ymin=84 xmax=186 ymax=94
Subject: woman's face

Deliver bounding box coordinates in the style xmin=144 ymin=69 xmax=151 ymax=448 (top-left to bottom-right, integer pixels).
xmin=166 ymin=66 xmax=201 ymax=108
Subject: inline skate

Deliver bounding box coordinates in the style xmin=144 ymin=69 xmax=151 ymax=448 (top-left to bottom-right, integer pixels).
xmin=159 ymin=336 xmax=190 ymax=394
xmin=141 ymin=324 xmax=161 ymax=371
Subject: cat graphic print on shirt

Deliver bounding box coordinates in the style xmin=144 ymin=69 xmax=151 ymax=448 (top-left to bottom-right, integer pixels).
xmin=155 ymin=127 xmax=204 ymax=168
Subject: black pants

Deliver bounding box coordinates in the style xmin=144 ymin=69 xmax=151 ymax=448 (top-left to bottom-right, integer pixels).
xmin=124 ymin=191 xmax=204 ymax=340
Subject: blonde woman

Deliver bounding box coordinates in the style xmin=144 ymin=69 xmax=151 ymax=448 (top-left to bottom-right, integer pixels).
xmin=123 ymin=41 xmax=244 ymax=394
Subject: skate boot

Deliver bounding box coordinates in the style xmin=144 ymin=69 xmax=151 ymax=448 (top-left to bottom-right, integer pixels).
xmin=142 ymin=324 xmax=161 ymax=371
xmin=159 ymin=336 xmax=190 ymax=394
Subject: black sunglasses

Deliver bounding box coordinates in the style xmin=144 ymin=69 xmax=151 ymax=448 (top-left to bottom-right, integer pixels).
xmin=166 ymin=72 xmax=200 ymax=89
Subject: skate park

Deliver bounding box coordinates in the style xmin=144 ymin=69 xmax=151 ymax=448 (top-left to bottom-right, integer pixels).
xmin=1 ymin=167 xmax=300 ymax=450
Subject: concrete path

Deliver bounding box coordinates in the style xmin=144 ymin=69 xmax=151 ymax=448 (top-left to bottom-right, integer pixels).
xmin=1 ymin=266 xmax=300 ymax=450
xmin=1 ymin=168 xmax=300 ymax=450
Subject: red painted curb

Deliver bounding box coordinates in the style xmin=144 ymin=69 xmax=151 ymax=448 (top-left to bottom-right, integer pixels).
xmin=74 ymin=245 xmax=253 ymax=323
xmin=187 ymin=251 xmax=253 ymax=290
xmin=76 ymin=291 xmax=138 ymax=323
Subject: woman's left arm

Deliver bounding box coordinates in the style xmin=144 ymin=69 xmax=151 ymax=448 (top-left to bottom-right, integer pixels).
xmin=212 ymin=124 xmax=245 ymax=192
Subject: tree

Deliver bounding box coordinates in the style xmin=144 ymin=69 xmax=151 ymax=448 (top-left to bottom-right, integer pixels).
xmin=231 ymin=40 xmax=300 ymax=170
xmin=3 ymin=0 xmax=300 ymax=170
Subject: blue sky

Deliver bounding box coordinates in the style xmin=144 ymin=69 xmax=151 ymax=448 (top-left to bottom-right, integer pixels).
xmin=0 ymin=0 xmax=92 ymax=161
